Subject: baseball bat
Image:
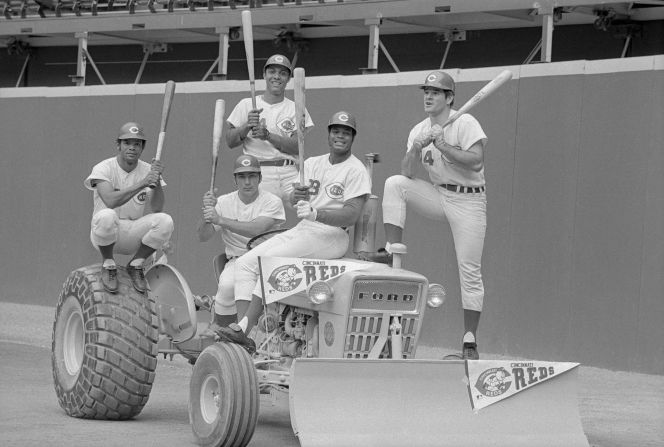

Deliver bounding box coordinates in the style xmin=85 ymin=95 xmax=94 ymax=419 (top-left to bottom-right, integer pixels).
xmin=150 ymin=80 xmax=176 ymax=188
xmin=210 ymin=99 xmax=226 ymax=192
xmin=353 ymin=153 xmax=380 ymax=255
xmin=241 ymin=10 xmax=257 ymax=109
xmin=293 ymin=67 xmax=306 ymax=185
xmin=442 ymin=70 xmax=512 ymax=128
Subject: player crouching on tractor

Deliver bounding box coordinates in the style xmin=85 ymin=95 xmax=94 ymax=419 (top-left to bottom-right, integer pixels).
xmin=84 ymin=122 xmax=174 ymax=294
xmin=209 ymin=111 xmax=372 ymax=352
xmin=197 ymin=154 xmax=285 ymax=332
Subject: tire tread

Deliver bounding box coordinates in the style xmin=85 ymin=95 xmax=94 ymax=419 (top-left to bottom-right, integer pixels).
xmin=52 ymin=264 xmax=159 ymax=420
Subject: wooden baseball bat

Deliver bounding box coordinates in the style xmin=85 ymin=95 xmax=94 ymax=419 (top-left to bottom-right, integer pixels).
xmin=150 ymin=80 xmax=175 ymax=188
xmin=442 ymin=70 xmax=512 ymax=128
xmin=241 ymin=10 xmax=257 ymax=109
xmin=293 ymin=67 xmax=306 ymax=185
xmin=210 ymin=99 xmax=225 ymax=193
xmin=155 ymin=80 xmax=176 ymax=160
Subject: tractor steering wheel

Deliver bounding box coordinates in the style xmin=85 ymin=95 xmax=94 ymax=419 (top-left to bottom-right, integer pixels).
xmin=246 ymin=228 xmax=288 ymax=251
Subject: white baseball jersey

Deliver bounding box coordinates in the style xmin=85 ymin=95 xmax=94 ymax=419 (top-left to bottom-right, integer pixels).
xmin=303 ymin=154 xmax=372 ymax=213
xmin=84 ymin=157 xmax=165 ymax=220
xmin=213 ymin=190 xmax=285 ymax=258
xmin=227 ymin=96 xmax=313 ymax=162
xmin=408 ymin=113 xmax=487 ymax=187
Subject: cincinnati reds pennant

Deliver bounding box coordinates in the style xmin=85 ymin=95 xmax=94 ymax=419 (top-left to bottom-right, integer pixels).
xmin=466 ymin=360 xmax=579 ymax=410
xmin=258 ymin=256 xmax=370 ymax=304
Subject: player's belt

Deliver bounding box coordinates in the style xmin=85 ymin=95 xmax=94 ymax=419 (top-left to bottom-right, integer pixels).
xmin=259 ymin=159 xmax=295 ymax=167
xmin=440 ymin=183 xmax=485 ymax=193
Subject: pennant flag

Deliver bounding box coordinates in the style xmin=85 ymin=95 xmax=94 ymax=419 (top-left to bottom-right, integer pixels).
xmin=258 ymin=256 xmax=370 ymax=304
xmin=466 ymin=360 xmax=579 ymax=410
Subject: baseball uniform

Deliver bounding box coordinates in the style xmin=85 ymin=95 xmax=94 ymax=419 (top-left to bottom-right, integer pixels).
xmin=85 ymin=157 xmax=173 ymax=254
xmin=211 ymin=189 xmax=285 ymax=315
xmin=382 ymin=112 xmax=488 ymax=311
xmin=234 ymin=153 xmax=372 ymax=303
xmin=227 ymin=96 xmax=314 ymax=200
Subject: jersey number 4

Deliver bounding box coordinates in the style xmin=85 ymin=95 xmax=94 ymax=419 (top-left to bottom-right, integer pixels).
xmin=423 ymin=150 xmax=434 ymax=166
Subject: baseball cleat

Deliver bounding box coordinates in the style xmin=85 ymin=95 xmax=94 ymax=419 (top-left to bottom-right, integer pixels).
xmin=199 ymin=320 xmax=225 ymax=339
xmin=126 ymin=264 xmax=148 ymax=294
xmin=462 ymin=342 xmax=480 ymax=360
xmin=213 ymin=323 xmax=256 ymax=354
xmin=366 ymin=248 xmax=393 ymax=266
xmin=100 ymin=265 xmax=118 ymax=293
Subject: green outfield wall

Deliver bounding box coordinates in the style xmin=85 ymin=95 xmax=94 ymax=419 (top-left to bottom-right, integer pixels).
xmin=1 ymin=56 xmax=662 ymax=374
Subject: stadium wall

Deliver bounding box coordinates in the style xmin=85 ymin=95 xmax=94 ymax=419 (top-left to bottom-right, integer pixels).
xmin=0 ymin=56 xmax=662 ymax=374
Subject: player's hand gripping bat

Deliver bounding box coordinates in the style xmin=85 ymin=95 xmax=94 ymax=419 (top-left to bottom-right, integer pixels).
xmin=209 ymin=99 xmax=225 ymax=193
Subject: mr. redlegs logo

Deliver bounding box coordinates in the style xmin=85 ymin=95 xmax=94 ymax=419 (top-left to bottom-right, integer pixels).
xmin=267 ymin=264 xmax=302 ymax=292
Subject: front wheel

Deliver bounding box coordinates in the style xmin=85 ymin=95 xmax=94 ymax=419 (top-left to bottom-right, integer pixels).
xmin=189 ymin=343 xmax=259 ymax=447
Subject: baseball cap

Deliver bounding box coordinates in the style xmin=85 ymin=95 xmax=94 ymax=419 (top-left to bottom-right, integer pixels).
xmin=117 ymin=122 xmax=147 ymax=141
xmin=327 ymin=111 xmax=357 ymax=134
xmin=420 ymin=71 xmax=455 ymax=93
xmin=233 ymin=154 xmax=261 ymax=174
xmin=263 ymin=54 xmax=293 ymax=75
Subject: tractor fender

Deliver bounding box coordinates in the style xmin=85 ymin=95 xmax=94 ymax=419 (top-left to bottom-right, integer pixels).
xmin=146 ymin=263 xmax=198 ymax=343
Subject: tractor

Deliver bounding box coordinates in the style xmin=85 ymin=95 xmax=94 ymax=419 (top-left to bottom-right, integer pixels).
xmin=52 ymin=153 xmax=588 ymax=446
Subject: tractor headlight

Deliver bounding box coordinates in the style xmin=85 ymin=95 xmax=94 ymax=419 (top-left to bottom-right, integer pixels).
xmin=307 ymin=281 xmax=334 ymax=305
xmin=427 ymin=283 xmax=446 ymax=308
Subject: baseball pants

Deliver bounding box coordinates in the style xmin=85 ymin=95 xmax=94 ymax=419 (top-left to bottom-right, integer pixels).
xmin=215 ymin=258 xmax=238 ymax=316
xmin=382 ymin=175 xmax=487 ymax=311
xmin=90 ymin=209 xmax=174 ymax=254
xmin=234 ymin=219 xmax=349 ymax=302
xmin=258 ymin=165 xmax=299 ymax=202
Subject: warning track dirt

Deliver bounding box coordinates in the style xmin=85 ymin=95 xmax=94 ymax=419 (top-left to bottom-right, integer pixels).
xmin=0 ymin=302 xmax=662 ymax=447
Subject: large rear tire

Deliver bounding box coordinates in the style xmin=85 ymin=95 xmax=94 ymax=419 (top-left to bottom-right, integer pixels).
xmin=189 ymin=343 xmax=259 ymax=447
xmin=51 ymin=264 xmax=159 ymax=420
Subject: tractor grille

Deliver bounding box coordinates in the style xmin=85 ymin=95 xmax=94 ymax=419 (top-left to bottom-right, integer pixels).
xmin=344 ymin=314 xmax=420 ymax=359
xmin=343 ymin=278 xmax=424 ymax=359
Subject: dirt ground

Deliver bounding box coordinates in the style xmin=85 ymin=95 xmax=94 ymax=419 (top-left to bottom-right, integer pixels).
xmin=1 ymin=302 xmax=662 ymax=447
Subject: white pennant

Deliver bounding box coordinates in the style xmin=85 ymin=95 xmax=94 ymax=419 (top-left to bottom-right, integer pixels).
xmin=258 ymin=256 xmax=370 ymax=304
xmin=467 ymin=360 xmax=579 ymax=410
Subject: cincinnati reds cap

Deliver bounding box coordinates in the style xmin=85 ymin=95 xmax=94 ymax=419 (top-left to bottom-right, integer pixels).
xmin=233 ymin=154 xmax=262 ymax=174
xmin=263 ymin=54 xmax=293 ymax=75
xmin=117 ymin=122 xmax=147 ymax=141
xmin=420 ymin=70 xmax=455 ymax=93
xmin=327 ymin=111 xmax=357 ymax=134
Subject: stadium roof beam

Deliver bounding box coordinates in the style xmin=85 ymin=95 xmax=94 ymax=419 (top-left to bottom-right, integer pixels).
xmin=2 ymin=1 xmax=663 ymax=40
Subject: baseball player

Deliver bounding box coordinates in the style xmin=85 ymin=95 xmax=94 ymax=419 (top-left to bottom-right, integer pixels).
xmin=84 ymin=122 xmax=174 ymax=294
xmin=225 ymin=54 xmax=314 ymax=201
xmin=197 ymin=154 xmax=285 ymax=331
xmin=379 ymin=71 xmax=488 ymax=360
xmin=213 ymin=111 xmax=371 ymax=352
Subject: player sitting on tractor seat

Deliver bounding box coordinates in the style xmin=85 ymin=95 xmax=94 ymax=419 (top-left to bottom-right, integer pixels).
xmin=197 ymin=154 xmax=285 ymax=334
xmin=212 ymin=111 xmax=372 ymax=353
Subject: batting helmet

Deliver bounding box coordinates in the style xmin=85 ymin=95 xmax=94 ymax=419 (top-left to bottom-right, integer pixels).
xmin=263 ymin=54 xmax=293 ymax=75
xmin=420 ymin=71 xmax=455 ymax=93
xmin=117 ymin=122 xmax=147 ymax=141
xmin=327 ymin=111 xmax=357 ymax=134
xmin=233 ymin=154 xmax=262 ymax=175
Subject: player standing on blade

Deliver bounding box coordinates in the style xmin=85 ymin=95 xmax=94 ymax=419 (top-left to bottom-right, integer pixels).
xmin=225 ymin=54 xmax=314 ymax=201
xmin=212 ymin=111 xmax=371 ymax=353
xmin=377 ymin=71 xmax=488 ymax=360
xmin=84 ymin=122 xmax=174 ymax=294
xmin=197 ymin=154 xmax=285 ymax=331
